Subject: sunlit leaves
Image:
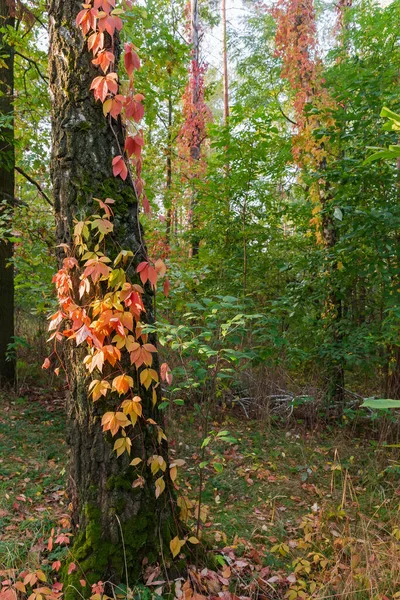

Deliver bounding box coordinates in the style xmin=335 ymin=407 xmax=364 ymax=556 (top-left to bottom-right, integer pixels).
xmin=83 ymin=256 xmax=112 ymax=283
xmin=89 ymin=379 xmax=111 ymax=402
xmin=112 ymin=374 xmax=134 ymax=395
xmin=140 ymin=368 xmax=159 ymax=390
xmin=101 ymin=411 xmax=130 ymax=436
xmin=90 ymin=72 xmax=118 ymax=103
xmin=88 ymin=32 xmax=105 ymax=55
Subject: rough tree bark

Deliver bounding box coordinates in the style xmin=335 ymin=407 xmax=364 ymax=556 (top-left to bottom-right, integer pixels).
xmin=48 ymin=0 xmax=181 ymax=593
xmin=0 ymin=0 xmax=16 ymax=387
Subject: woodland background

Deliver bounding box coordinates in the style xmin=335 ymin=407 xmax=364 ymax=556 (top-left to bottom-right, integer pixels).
xmin=1 ymin=0 xmax=400 ymax=598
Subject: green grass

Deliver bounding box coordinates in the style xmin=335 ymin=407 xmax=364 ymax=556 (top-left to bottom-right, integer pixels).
xmin=1 ymin=396 xmax=400 ymax=597
xmin=0 ymin=392 xmax=67 ymax=572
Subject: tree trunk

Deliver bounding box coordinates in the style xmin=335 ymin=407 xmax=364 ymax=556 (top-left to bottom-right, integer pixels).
xmin=221 ymin=0 xmax=229 ymax=125
xmin=320 ymin=175 xmax=345 ymax=409
xmin=0 ymin=0 xmax=16 ymax=387
xmin=189 ymin=0 xmax=201 ymax=257
xmin=48 ymin=0 xmax=181 ymax=592
xmin=165 ymin=95 xmax=173 ymax=245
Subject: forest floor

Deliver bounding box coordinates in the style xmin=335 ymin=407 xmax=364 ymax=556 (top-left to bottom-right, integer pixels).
xmin=1 ymin=393 xmax=400 ymax=598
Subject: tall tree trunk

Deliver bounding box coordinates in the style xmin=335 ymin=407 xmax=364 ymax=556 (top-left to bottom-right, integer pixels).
xmin=166 ymin=95 xmax=173 ymax=245
xmin=48 ymin=0 xmax=181 ymax=592
xmin=189 ymin=0 xmax=201 ymax=257
xmin=221 ymin=0 xmax=229 ymax=124
xmin=0 ymin=0 xmax=15 ymax=387
xmin=321 ymin=190 xmax=345 ymax=407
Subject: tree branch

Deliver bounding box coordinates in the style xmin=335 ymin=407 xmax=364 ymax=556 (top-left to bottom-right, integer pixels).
xmin=14 ymin=51 xmax=48 ymax=83
xmin=15 ymin=166 xmax=53 ymax=207
xmin=278 ymin=104 xmax=297 ymax=126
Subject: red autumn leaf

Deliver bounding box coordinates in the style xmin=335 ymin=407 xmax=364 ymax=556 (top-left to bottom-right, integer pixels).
xmin=88 ymin=32 xmax=105 ymax=55
xmin=125 ymin=95 xmax=145 ymax=122
xmin=125 ymin=134 xmax=144 ymax=159
xmin=90 ymin=72 xmax=118 ymax=103
xmin=83 ymin=258 xmax=112 ymax=283
xmin=68 ymin=563 xmax=77 ymax=575
xmin=92 ymin=50 xmax=115 ymax=73
xmin=163 ymin=278 xmax=170 ymax=297
xmin=142 ymin=195 xmax=151 ymax=214
xmin=124 ymin=42 xmax=140 ymax=75
xmin=112 ymin=155 xmax=128 ymax=180
xmin=97 ymin=13 xmax=123 ymax=36
xmin=148 ymin=266 xmax=158 ymax=287
xmin=103 ymin=94 xmax=125 ymax=119
xmin=52 ymin=561 xmax=61 ymax=572
xmin=76 ymin=7 xmax=97 ymax=35
xmin=135 ymin=177 xmax=144 ymax=197
xmin=94 ymin=0 xmax=115 ymax=13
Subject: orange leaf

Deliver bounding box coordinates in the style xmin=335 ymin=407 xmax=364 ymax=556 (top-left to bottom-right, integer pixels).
xmin=112 ymin=374 xmax=134 ymax=395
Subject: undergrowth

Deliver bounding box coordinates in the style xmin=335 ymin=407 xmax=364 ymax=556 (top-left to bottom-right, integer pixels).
xmin=1 ymin=392 xmax=400 ymax=598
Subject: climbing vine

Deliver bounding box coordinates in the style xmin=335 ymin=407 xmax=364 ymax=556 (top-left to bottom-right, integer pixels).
xmin=273 ymin=0 xmax=336 ymax=244
xmin=44 ymin=0 xmax=179 ymax=499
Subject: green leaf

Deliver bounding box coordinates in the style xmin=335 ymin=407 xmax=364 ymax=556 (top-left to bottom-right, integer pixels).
xmin=361 ymin=399 xmax=400 ymax=409
xmin=380 ymin=106 xmax=400 ymax=122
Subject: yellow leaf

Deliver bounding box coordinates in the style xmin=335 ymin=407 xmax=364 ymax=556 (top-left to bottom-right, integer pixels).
xmin=130 ymin=457 xmax=142 ymax=466
xmin=157 ymin=426 xmax=167 ymax=444
xmin=188 ymin=536 xmax=199 ymax=544
xmin=121 ymin=396 xmax=142 ymax=417
xmin=170 ymin=535 xmax=186 ymax=558
xmin=89 ymin=379 xmax=111 ymax=401
xmin=113 ymin=436 xmax=132 ymax=457
xmin=155 ymin=476 xmax=165 ymax=499
xmin=151 ymin=458 xmax=161 ymax=475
